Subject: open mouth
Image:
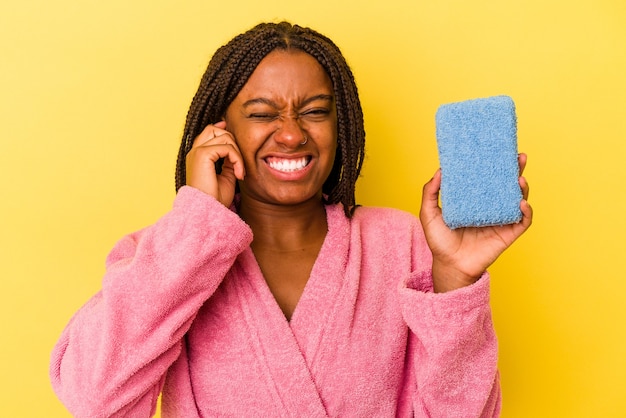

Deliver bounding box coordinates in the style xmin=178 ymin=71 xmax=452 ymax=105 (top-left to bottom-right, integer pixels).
xmin=266 ymin=156 xmax=311 ymax=173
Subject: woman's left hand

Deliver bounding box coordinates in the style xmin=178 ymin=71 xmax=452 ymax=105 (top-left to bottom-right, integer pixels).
xmin=419 ymin=153 xmax=533 ymax=293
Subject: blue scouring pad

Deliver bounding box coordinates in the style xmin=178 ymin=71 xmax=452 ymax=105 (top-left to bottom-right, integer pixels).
xmin=435 ymin=95 xmax=523 ymax=229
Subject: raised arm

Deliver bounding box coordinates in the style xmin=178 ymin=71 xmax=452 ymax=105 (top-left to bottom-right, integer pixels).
xmin=50 ymin=187 xmax=252 ymax=417
xmin=399 ymin=155 xmax=532 ymax=416
xmin=419 ymin=153 xmax=532 ymax=293
xmin=400 ymin=269 xmax=501 ymax=417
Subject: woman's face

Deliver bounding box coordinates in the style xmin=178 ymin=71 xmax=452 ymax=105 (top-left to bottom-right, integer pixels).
xmin=223 ymin=49 xmax=338 ymax=207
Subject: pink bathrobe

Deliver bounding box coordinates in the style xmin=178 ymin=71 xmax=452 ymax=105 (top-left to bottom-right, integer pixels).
xmin=50 ymin=186 xmax=501 ymax=417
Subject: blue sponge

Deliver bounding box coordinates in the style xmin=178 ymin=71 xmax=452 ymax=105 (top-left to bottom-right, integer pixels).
xmin=435 ymin=95 xmax=522 ymax=229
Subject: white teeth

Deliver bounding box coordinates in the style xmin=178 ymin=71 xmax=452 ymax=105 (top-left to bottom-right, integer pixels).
xmin=268 ymin=157 xmax=308 ymax=173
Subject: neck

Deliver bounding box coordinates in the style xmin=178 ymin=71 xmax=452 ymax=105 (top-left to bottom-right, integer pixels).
xmin=238 ymin=195 xmax=328 ymax=252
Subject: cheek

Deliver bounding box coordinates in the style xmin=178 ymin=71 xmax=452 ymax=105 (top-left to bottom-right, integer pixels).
xmin=324 ymin=126 xmax=338 ymax=159
xmin=316 ymin=120 xmax=337 ymax=151
xmin=323 ymin=140 xmax=339 ymax=172
xmin=329 ymin=140 xmax=338 ymax=159
xmin=226 ymin=126 xmax=261 ymax=157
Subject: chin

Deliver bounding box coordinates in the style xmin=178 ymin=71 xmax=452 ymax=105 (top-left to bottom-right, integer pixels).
xmin=265 ymin=187 xmax=324 ymax=206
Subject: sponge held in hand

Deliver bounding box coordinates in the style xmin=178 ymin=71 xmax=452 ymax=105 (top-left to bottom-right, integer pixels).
xmin=435 ymin=95 xmax=523 ymax=229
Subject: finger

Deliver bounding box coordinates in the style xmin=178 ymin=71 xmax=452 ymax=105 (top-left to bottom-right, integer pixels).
xmin=519 ymin=174 xmax=529 ymax=201
xmin=518 ymin=152 xmax=528 ymax=175
xmin=220 ymin=145 xmax=246 ymax=180
xmin=188 ymin=123 xmax=245 ymax=179
xmin=192 ymin=123 xmax=235 ymax=148
xmin=519 ymin=199 xmax=533 ymax=229
xmin=422 ymin=169 xmax=441 ymax=203
xmin=420 ymin=169 xmax=442 ymax=223
xmin=517 ymin=153 xmax=529 ymax=201
xmin=190 ymin=142 xmax=245 ymax=180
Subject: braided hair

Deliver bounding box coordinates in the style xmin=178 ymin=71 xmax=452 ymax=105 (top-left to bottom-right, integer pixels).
xmin=175 ymin=21 xmax=365 ymax=217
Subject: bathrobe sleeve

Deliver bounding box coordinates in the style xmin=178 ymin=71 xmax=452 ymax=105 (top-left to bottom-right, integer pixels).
xmin=399 ymin=221 xmax=501 ymax=417
xmin=50 ymin=186 xmax=253 ymax=418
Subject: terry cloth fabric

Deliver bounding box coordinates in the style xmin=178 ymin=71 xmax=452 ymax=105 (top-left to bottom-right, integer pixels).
xmin=435 ymin=95 xmax=522 ymax=229
xmin=50 ymin=186 xmax=501 ymax=417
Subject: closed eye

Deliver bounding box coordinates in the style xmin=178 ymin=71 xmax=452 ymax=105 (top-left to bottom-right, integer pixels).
xmin=300 ymin=108 xmax=331 ymax=121
xmin=248 ymin=113 xmax=279 ymax=121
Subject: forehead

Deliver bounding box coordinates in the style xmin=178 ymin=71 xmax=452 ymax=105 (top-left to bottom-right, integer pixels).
xmin=236 ymin=49 xmax=333 ymax=101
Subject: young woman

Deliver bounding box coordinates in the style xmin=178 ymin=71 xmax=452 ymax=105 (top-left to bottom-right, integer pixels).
xmin=50 ymin=22 xmax=532 ymax=417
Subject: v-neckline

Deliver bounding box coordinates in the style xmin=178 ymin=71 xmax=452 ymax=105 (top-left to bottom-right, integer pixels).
xmin=236 ymin=203 xmax=350 ymax=360
xmin=225 ymin=203 xmax=349 ymax=417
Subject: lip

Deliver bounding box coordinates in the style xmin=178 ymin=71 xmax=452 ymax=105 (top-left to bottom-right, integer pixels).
xmin=263 ymin=153 xmax=314 ymax=180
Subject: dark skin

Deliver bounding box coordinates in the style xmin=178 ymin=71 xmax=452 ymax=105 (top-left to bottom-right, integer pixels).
xmin=186 ymin=50 xmax=337 ymax=319
xmin=243 ymin=202 xmax=327 ymax=319
xmin=185 ymin=49 xmax=533 ymax=319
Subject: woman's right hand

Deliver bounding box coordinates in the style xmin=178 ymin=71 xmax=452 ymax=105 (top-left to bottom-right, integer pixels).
xmin=185 ymin=121 xmax=245 ymax=207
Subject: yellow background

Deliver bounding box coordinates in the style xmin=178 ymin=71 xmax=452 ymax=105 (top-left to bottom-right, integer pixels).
xmin=1 ymin=0 xmax=625 ymax=416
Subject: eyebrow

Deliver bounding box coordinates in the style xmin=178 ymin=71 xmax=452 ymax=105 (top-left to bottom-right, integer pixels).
xmin=242 ymin=94 xmax=334 ymax=109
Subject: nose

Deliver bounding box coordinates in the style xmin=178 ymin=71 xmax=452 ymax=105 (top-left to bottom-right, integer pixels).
xmin=273 ymin=116 xmax=307 ymax=147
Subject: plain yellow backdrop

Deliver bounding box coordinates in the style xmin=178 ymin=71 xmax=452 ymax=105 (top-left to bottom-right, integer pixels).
xmin=1 ymin=0 xmax=625 ymax=416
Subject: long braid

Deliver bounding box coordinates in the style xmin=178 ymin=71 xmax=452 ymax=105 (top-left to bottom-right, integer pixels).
xmin=175 ymin=22 xmax=366 ymax=217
